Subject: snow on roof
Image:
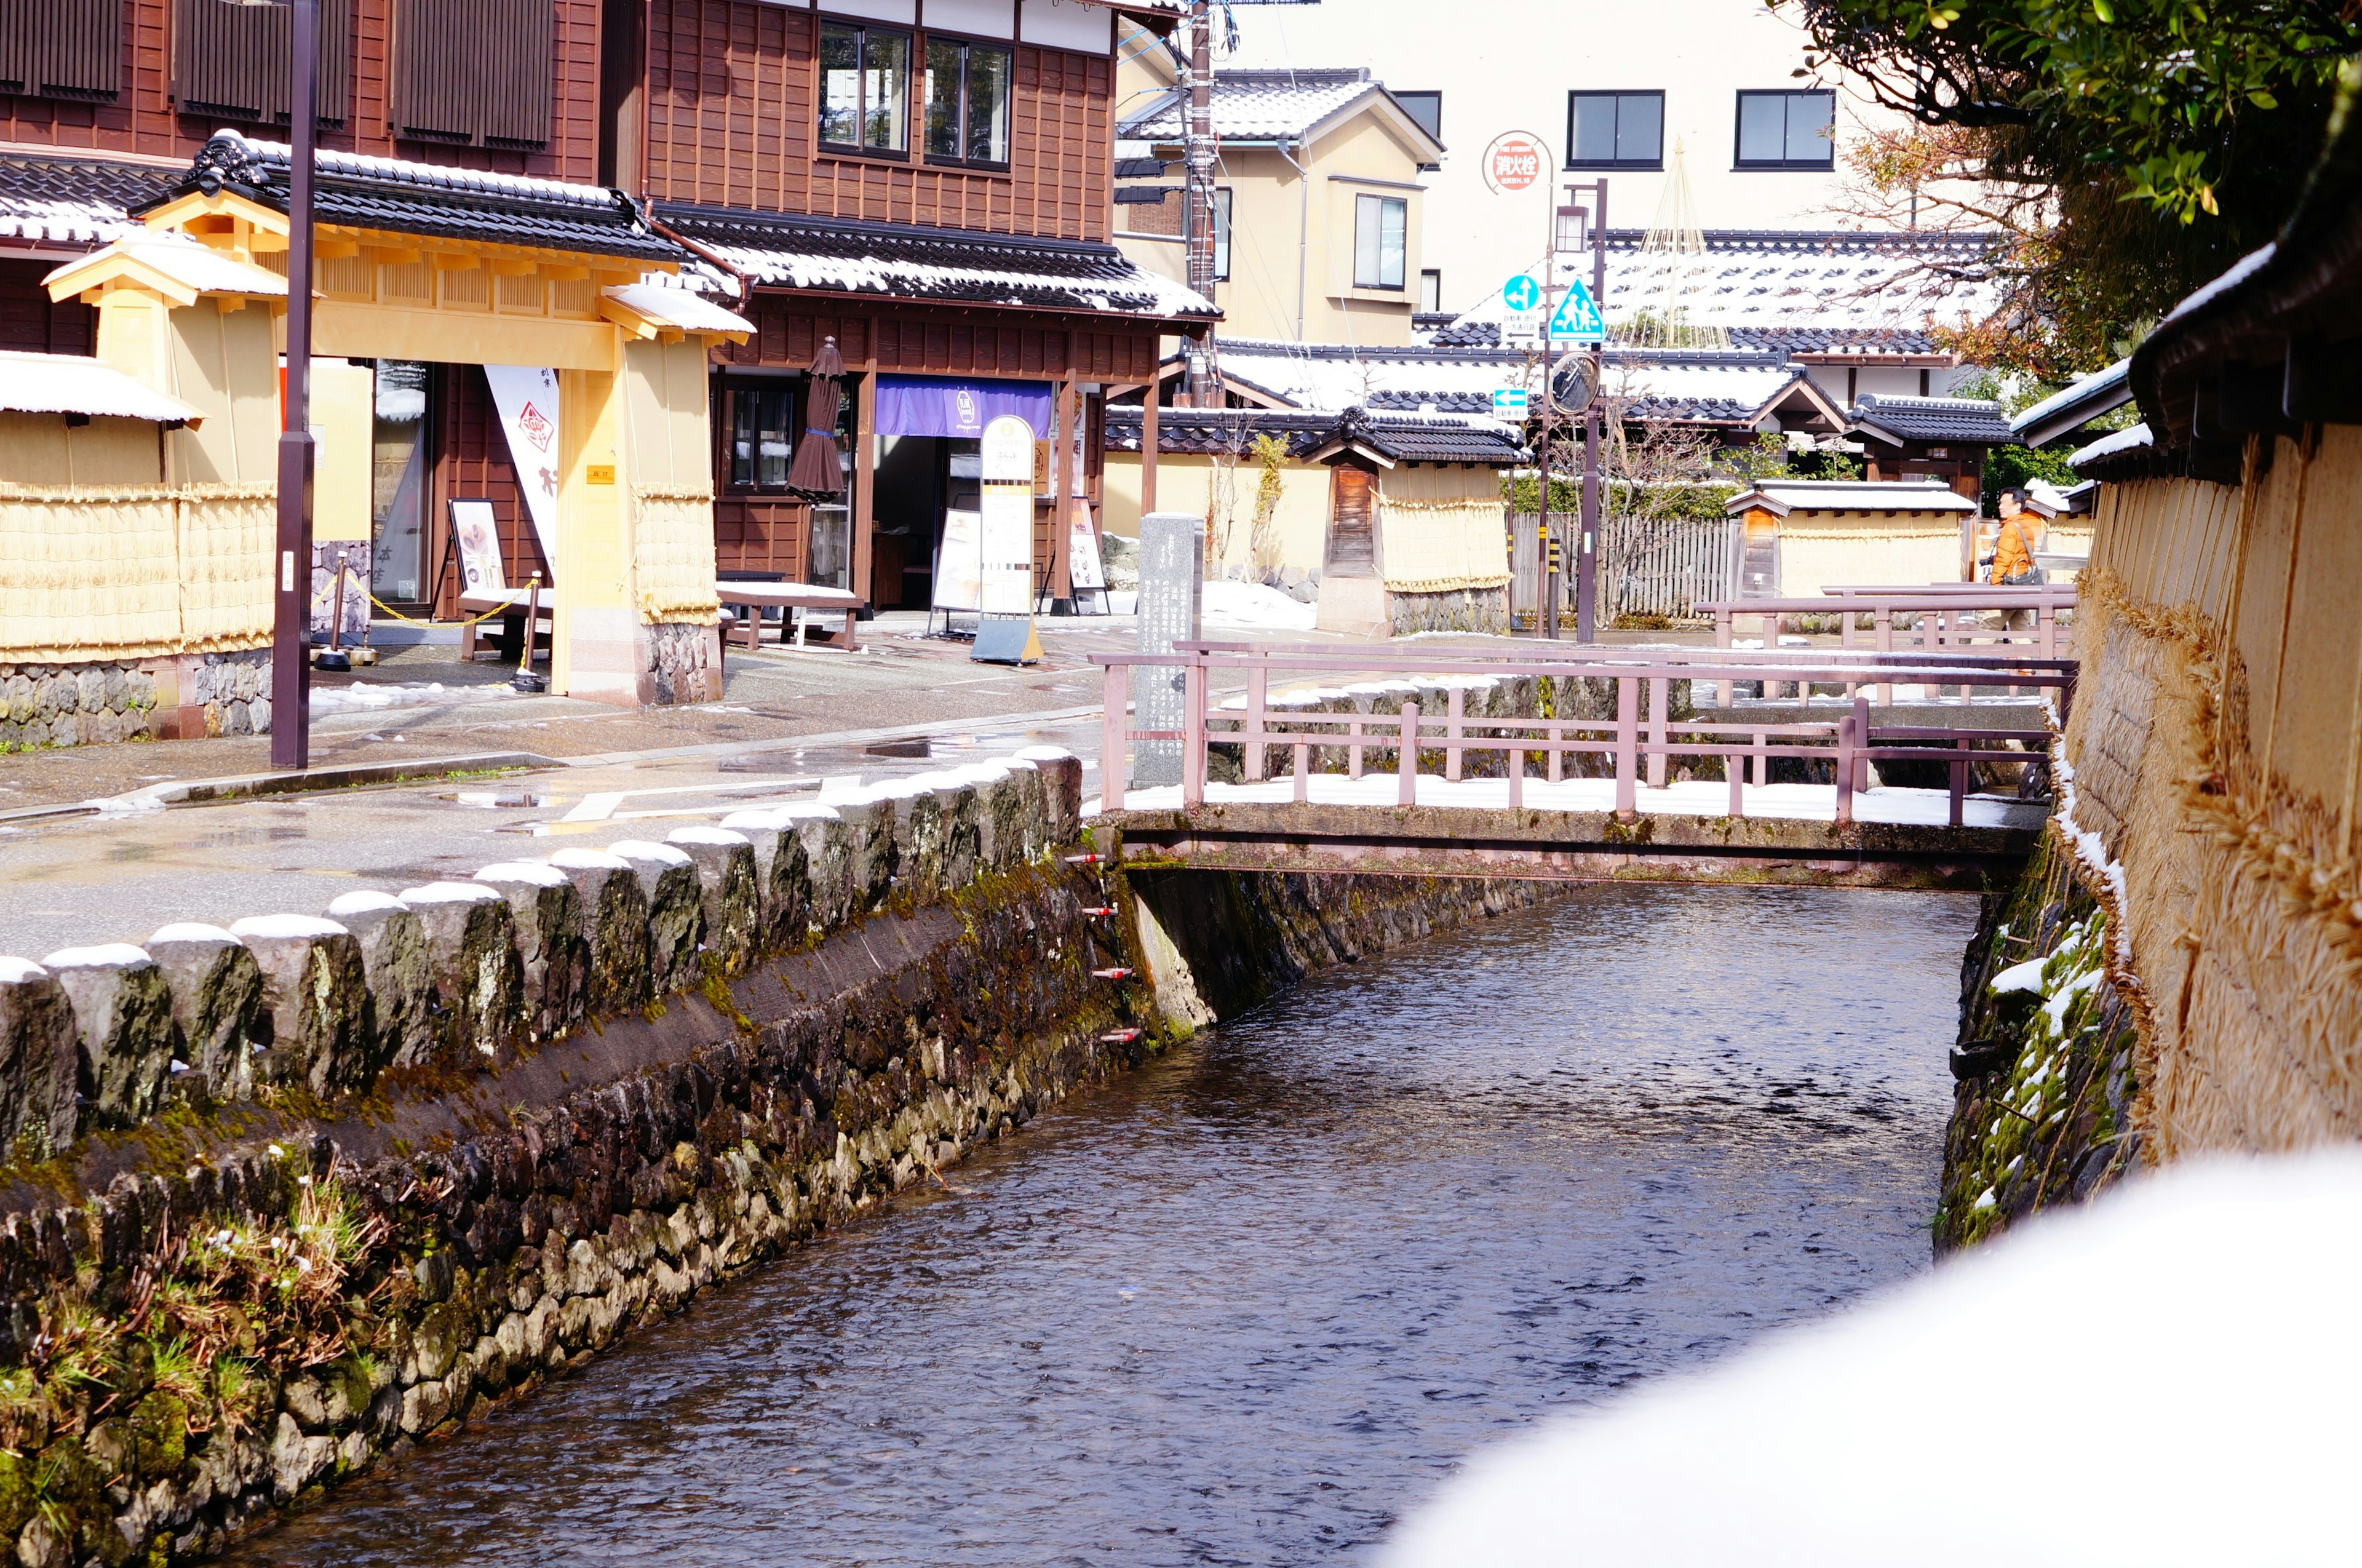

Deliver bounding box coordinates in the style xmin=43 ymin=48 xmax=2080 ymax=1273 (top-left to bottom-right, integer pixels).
xmin=1727 ymin=479 xmax=1978 ymax=516
xmin=1848 ymin=394 xmax=2016 ymax=447
xmin=1212 ymin=340 xmax=1517 ymax=411
xmin=43 ymin=230 xmax=290 ymax=303
xmin=0 ymin=153 xmax=178 ymax=247
xmin=2068 ymin=421 xmax=2153 ymax=469
xmin=2158 ymin=242 xmax=2278 ymax=330
xmin=0 ymin=351 xmax=205 ymax=426
xmin=1118 ymin=68 xmax=1437 ymax=151
xmin=601 ymin=282 xmax=754 ymax=336
xmin=1605 ymin=362 xmax=1816 ymax=426
xmin=204 ymin=129 xmax=629 ymax=213
xmin=2011 ymin=359 xmax=2134 ymax=446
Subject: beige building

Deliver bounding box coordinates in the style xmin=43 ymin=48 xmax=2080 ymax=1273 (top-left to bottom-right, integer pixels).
xmin=1113 ymin=59 xmax=1444 ymax=346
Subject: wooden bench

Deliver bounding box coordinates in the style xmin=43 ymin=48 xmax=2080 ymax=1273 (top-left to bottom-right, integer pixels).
xmin=459 ymin=589 xmax=555 ymax=663
xmin=717 ymin=583 xmax=863 ymax=651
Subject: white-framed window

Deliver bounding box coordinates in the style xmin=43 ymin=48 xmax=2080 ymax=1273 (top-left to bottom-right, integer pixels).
xmin=1734 ymin=89 xmax=1835 ymax=170
xmin=1419 ymin=269 xmax=1441 ymax=313
xmin=820 ymin=20 xmax=911 ymax=154
xmin=1353 ymin=193 xmax=1407 ymax=290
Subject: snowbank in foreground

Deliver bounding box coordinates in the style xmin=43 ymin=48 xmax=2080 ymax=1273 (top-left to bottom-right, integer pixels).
xmin=1382 ymin=1150 xmax=2362 ymax=1567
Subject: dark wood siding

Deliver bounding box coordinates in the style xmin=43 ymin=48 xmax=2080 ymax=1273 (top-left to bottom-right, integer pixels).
xmin=715 ymin=299 xmax=1159 ymax=383
xmin=391 ymin=0 xmax=552 ymax=148
xmin=0 ymin=0 xmax=597 ymax=180
xmin=171 ymin=0 xmax=352 ymax=125
xmin=0 ymin=0 xmax=121 ymax=101
xmin=643 ymin=0 xmax=1111 ymax=242
xmin=429 ymin=365 xmax=549 ymax=616
xmin=0 ymin=257 xmax=95 ymax=352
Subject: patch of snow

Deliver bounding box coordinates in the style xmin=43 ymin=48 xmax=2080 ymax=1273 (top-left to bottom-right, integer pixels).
xmin=607 ymin=840 xmax=692 ymax=866
xmin=1014 ymin=746 xmax=1077 ymax=763
xmin=1202 ymin=579 xmax=1318 ymax=631
xmin=311 ymin=682 xmax=517 ymax=715
xmin=667 ymin=826 xmax=750 ymax=847
xmin=546 ymin=848 xmax=633 ymax=872
xmin=1990 ymin=958 xmax=2047 ymax=993
xmin=148 ymin=922 xmax=239 ymax=945
xmin=0 ymin=958 xmax=48 ymax=984
xmin=323 ymin=892 xmax=405 ymax=918
xmin=228 ymin=914 xmax=349 ymax=941
xmin=41 ymin=942 xmax=153 ymax=969
xmin=397 ymin=882 xmax=499 ymax=905
xmin=473 ymin=862 xmax=568 ymax=887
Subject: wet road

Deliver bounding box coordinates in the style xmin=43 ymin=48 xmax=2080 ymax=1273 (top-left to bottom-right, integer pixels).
xmin=228 ymin=884 xmax=1971 ymax=1567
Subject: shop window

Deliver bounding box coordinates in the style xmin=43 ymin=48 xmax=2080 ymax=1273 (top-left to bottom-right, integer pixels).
xmin=923 ymin=34 xmax=1011 ymax=166
xmin=1566 ymin=90 xmax=1662 ymax=170
xmin=725 ymin=381 xmax=797 ymax=491
xmin=1353 ymin=193 xmax=1406 ymax=291
xmin=821 ymin=20 xmax=910 ymax=155
xmin=1735 ymin=89 xmax=1834 ymax=169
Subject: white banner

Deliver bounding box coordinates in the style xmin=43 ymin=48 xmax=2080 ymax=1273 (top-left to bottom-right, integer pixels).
xmin=979 ymin=415 xmax=1036 ymax=617
xmin=484 ymin=365 xmax=560 ymax=570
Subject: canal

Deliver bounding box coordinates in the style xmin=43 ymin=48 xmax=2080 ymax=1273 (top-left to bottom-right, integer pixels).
xmin=228 ymin=883 xmax=1973 ymax=1566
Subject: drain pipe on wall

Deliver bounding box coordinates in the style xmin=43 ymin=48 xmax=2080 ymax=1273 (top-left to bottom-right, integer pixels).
xmin=1276 ymin=132 xmax=1309 ymax=340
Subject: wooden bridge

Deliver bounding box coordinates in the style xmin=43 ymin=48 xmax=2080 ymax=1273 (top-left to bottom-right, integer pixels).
xmin=1086 ymin=618 xmax=2074 ymax=890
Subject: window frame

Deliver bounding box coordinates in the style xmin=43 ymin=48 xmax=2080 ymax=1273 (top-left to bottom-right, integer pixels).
xmin=817 ymin=16 xmax=913 ymax=161
xmin=920 ymin=29 xmax=1014 ymax=170
xmin=1352 ymin=192 xmax=1408 ymax=292
xmin=1210 ymin=186 xmax=1233 ymax=281
xmin=1732 ymin=88 xmax=1836 ymax=171
xmin=719 ymin=376 xmax=802 ymax=495
xmin=1564 ymin=89 xmax=1664 ymax=172
xmin=1419 ymin=268 xmax=1442 ymax=314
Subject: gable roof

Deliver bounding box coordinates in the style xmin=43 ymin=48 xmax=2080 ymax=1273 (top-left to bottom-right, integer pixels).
xmin=0 ymin=153 xmax=180 ymax=250
xmin=1848 ymin=394 xmax=2014 ymax=447
xmin=141 ymin=130 xmax=685 ymax=265
xmin=1725 ymin=479 xmax=1978 ymax=517
xmin=654 ymin=202 xmax=1217 ymax=320
xmin=1117 ymin=67 xmax=1445 ymax=156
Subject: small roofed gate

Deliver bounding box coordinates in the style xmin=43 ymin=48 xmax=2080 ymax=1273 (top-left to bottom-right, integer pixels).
xmin=1596 ymin=514 xmax=1738 ymax=623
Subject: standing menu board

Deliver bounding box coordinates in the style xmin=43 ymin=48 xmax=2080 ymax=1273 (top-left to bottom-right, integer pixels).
xmin=971 ymin=415 xmax=1043 ymax=664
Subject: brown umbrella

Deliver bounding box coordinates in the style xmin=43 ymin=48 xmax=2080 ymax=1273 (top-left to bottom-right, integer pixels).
xmin=789 ymin=336 xmax=848 ymax=496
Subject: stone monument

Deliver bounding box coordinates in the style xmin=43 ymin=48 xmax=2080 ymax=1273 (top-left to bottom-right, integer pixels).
xmin=1131 ymin=512 xmax=1204 ymax=787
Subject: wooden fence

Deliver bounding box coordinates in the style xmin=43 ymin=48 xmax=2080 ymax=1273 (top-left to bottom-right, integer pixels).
xmin=1508 ymin=513 xmax=1736 ymax=626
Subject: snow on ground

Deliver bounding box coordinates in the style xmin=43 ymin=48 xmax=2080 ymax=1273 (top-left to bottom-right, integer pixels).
xmin=1202 ymin=580 xmax=1318 ymax=631
xmin=1099 ymin=773 xmax=2046 ymax=830
xmin=1381 ymin=1150 xmax=2362 ymax=1567
xmin=310 ymin=682 xmax=522 ymax=715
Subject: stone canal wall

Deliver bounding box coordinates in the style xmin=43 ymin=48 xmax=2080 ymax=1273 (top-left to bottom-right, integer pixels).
xmin=0 ymin=752 xmax=1549 ymax=1566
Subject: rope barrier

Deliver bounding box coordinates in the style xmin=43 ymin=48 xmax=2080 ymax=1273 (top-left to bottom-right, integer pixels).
xmin=364 ymin=595 xmax=517 ymax=628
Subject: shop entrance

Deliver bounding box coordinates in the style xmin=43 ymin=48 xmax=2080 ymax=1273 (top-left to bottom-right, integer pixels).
xmin=870 ymin=435 xmax=983 ymax=608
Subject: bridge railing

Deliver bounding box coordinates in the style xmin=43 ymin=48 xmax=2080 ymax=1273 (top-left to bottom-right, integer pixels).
xmin=1089 ymin=645 xmax=2072 ymax=828
xmin=1696 ymin=587 xmax=2076 ymax=706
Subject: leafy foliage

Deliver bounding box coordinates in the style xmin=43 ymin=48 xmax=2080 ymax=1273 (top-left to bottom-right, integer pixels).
xmin=1788 ymin=0 xmax=2360 ymax=369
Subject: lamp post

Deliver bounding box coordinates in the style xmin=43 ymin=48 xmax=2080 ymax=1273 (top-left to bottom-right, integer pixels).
xmin=270 ymin=0 xmax=320 ymax=770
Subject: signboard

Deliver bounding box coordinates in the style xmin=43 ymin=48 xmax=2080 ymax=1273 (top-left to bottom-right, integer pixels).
xmin=1501 ymin=274 xmax=1541 ymax=312
xmin=1067 ymin=503 xmax=1107 ymax=591
xmin=451 ymin=499 xmax=506 ymax=594
xmin=972 ymin=414 xmax=1042 ymax=663
xmin=1482 ymin=130 xmax=1547 ymax=194
xmin=1492 ymin=388 xmax=1530 ymax=420
xmin=1548 ymin=276 xmax=1606 ymax=342
xmin=483 ymin=366 xmax=560 ymax=568
xmin=934 ymin=508 xmax=982 ymax=613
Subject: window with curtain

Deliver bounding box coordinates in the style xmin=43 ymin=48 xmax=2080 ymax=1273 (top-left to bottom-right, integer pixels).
xmin=819 ymin=20 xmax=909 ymax=154
xmin=1565 ymin=90 xmax=1663 ymax=170
xmin=1353 ymin=193 xmax=1407 ymax=290
xmin=726 ymin=381 xmax=797 ymax=491
xmin=1734 ymin=89 xmax=1835 ymax=169
xmin=923 ymin=34 xmax=1011 ymax=165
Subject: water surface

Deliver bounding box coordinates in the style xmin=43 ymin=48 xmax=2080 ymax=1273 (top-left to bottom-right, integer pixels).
xmin=232 ymin=884 xmax=1972 ymax=1566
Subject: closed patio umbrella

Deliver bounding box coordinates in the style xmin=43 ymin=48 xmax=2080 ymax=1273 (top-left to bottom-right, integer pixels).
xmin=789 ymin=336 xmax=847 ymax=497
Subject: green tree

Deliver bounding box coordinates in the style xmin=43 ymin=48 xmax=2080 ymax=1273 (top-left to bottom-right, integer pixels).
xmin=1786 ymin=1 xmax=2360 ymax=371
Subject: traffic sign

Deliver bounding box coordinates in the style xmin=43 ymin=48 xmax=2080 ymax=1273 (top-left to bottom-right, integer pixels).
xmin=1492 ymin=388 xmax=1530 ymax=419
xmin=1482 ymin=131 xmax=1547 ymax=194
xmin=1501 ymin=274 xmax=1541 ymax=312
xmin=1548 ymin=276 xmax=1605 ymax=341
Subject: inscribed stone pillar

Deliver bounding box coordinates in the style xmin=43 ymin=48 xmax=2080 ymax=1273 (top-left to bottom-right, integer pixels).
xmin=1131 ymin=512 xmax=1205 ymax=788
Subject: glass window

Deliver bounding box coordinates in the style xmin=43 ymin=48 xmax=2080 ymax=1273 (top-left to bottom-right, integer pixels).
xmin=729 ymin=383 xmax=796 ymax=490
xmin=819 ymin=21 xmax=909 ymax=153
xmin=1735 ymin=89 xmax=1835 ymax=169
xmin=1211 ymin=187 xmax=1232 ymax=281
xmin=1353 ymin=193 xmax=1407 ymax=290
xmin=1420 ymin=269 xmax=1441 ymax=314
xmin=1566 ymin=91 xmax=1663 ymax=169
xmin=922 ymin=35 xmax=1011 ymax=164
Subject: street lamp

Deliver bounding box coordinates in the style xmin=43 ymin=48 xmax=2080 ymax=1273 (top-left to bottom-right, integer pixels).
xmin=270 ymin=0 xmax=320 ymax=770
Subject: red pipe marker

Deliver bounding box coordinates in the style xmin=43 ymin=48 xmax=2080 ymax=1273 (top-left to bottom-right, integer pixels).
xmin=1081 ymin=905 xmax=1118 ymax=917
xmin=1091 ymin=967 xmax=1135 ymax=981
xmin=1099 ymin=1029 xmax=1143 ymax=1044
xmin=1064 ymin=853 xmax=1106 ymax=866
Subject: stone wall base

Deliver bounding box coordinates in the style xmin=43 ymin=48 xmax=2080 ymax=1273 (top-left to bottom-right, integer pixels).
xmin=1388 ymin=585 xmax=1509 ymax=635
xmin=0 ymin=650 xmax=271 ymax=750
xmin=645 ymin=621 xmax=722 ymax=706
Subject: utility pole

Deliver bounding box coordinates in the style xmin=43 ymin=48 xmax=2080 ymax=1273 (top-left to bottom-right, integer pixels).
xmin=1180 ymin=0 xmax=1214 ymax=405
xmin=1577 ymin=180 xmax=1607 ymax=643
xmin=271 ymin=0 xmax=319 ymax=770
xmin=1538 ymin=257 xmax=1556 ymax=640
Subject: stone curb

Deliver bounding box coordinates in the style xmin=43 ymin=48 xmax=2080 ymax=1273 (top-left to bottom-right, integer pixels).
xmin=0 ymin=753 xmax=565 ymax=826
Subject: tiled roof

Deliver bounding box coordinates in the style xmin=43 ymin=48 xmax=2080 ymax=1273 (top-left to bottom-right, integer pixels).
xmin=1729 ymin=479 xmax=1978 ymax=516
xmin=0 ymin=153 xmax=178 ymax=248
xmin=1104 ymin=404 xmax=1525 ymax=465
xmin=1118 ymin=68 xmax=1441 ymax=151
xmin=2011 ymin=359 xmax=2133 ymax=446
xmin=654 ymin=202 xmax=1217 ymax=319
xmin=146 ymin=130 xmax=685 ymax=264
xmin=1848 ymin=394 xmax=2015 ymax=446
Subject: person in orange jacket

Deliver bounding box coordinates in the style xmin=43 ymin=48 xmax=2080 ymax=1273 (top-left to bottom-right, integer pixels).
xmin=1990 ymin=490 xmax=2040 ymax=584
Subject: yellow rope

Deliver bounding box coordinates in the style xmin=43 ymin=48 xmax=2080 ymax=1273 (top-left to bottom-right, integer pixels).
xmin=365 ymin=595 xmax=527 ymax=628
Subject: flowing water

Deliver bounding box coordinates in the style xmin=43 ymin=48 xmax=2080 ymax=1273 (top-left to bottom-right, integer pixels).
xmin=228 ymin=883 xmax=1973 ymax=1567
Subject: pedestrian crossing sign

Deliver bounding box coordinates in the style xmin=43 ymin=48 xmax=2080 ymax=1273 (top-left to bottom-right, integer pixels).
xmin=1548 ymin=277 xmax=1605 ymax=341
